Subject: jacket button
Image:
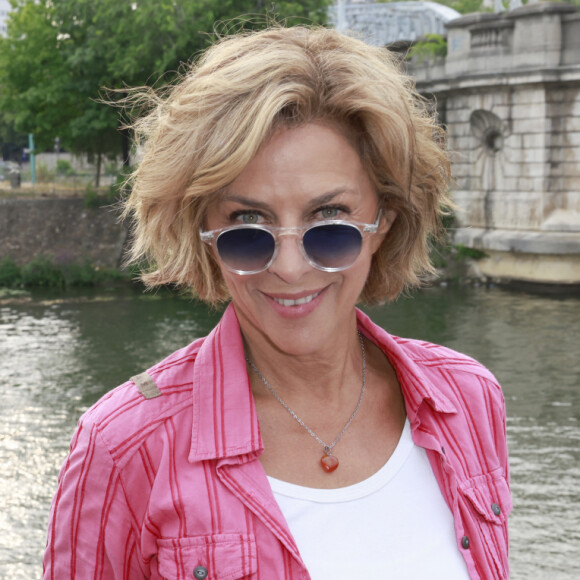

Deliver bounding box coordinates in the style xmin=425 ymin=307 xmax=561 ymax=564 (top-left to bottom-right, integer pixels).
xmin=461 ymin=536 xmax=470 ymax=549
xmin=491 ymin=502 xmax=501 ymax=516
xmin=193 ymin=566 xmax=208 ymax=579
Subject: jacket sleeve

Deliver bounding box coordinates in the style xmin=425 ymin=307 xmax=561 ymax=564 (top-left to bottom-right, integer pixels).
xmin=43 ymin=418 xmax=145 ymax=579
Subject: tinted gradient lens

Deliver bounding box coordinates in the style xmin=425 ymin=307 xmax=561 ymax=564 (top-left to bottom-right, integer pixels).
xmin=216 ymin=228 xmax=275 ymax=273
xmin=303 ymin=224 xmax=362 ymax=270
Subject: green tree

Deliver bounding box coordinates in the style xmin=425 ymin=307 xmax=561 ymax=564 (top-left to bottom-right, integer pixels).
xmin=0 ymin=116 xmax=27 ymax=162
xmin=0 ymin=1 xmax=73 ymax=151
xmin=0 ymin=0 xmax=330 ymax=185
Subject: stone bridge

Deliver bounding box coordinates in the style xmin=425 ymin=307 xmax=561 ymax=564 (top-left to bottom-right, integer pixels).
xmin=409 ymin=2 xmax=580 ymax=286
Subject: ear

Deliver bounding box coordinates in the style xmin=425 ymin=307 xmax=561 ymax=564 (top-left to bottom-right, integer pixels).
xmin=370 ymin=209 xmax=397 ymax=254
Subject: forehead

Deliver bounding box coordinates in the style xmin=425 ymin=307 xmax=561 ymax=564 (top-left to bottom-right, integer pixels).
xmin=217 ymin=123 xmax=374 ymax=209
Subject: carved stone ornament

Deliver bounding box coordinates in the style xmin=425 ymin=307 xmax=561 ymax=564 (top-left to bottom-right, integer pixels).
xmin=470 ymin=109 xmax=505 ymax=155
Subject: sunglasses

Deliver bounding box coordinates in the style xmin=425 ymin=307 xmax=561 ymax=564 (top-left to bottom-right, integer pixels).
xmin=200 ymin=211 xmax=382 ymax=275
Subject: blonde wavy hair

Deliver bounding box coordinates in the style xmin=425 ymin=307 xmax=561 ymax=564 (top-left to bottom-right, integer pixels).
xmin=122 ymin=25 xmax=451 ymax=305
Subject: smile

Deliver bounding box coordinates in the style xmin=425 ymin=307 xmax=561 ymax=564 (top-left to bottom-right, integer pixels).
xmin=272 ymin=291 xmax=322 ymax=307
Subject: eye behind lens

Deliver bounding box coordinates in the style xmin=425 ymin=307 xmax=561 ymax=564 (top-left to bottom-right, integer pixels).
xmin=216 ymin=227 xmax=276 ymax=273
xmin=304 ymin=224 xmax=362 ymax=270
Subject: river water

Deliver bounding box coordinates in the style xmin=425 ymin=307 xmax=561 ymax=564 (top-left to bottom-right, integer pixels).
xmin=1 ymin=284 xmax=578 ymax=578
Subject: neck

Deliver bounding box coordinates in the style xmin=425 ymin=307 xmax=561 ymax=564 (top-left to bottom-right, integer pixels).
xmin=243 ymin=328 xmax=363 ymax=404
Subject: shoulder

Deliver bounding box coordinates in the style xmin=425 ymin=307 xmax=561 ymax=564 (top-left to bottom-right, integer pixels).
xmin=397 ymin=335 xmax=505 ymax=409
xmin=357 ymin=309 xmax=504 ymax=409
xmin=395 ymin=335 xmax=499 ymax=383
xmin=78 ymin=336 xmax=205 ymax=465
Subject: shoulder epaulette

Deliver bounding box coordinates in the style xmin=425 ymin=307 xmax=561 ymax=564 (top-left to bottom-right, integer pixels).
xmin=131 ymin=371 xmax=162 ymax=400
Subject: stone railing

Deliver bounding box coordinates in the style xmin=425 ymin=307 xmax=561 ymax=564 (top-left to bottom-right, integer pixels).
xmin=469 ymin=18 xmax=513 ymax=50
xmin=445 ymin=2 xmax=579 ymax=77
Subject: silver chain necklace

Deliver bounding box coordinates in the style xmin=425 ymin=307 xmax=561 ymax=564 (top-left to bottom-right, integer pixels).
xmin=246 ymin=331 xmax=366 ymax=473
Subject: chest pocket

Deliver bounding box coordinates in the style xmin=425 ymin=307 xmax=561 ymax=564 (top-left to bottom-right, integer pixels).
xmin=156 ymin=533 xmax=257 ymax=580
xmin=458 ymin=470 xmax=512 ymax=579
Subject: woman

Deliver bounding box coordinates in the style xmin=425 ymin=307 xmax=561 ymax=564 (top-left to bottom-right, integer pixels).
xmin=44 ymin=26 xmax=511 ymax=579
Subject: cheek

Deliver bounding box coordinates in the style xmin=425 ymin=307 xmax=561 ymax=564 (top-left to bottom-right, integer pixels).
xmin=221 ymin=270 xmax=258 ymax=301
xmin=347 ymin=253 xmax=374 ymax=292
xmin=221 ymin=270 xmax=241 ymax=294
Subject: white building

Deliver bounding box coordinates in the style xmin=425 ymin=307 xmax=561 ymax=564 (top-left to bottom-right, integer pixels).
xmin=330 ymin=0 xmax=460 ymax=46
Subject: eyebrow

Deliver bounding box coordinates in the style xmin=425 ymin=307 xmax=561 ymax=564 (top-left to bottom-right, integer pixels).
xmin=219 ymin=189 xmax=353 ymax=211
xmin=218 ymin=194 xmax=271 ymax=211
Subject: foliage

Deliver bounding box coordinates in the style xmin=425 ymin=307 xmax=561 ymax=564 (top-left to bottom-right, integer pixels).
xmin=0 ymin=0 xmax=331 ymax=175
xmin=20 ymin=255 xmax=65 ymax=288
xmin=0 ymin=254 xmax=128 ymax=288
xmin=56 ymin=159 xmax=75 ymax=176
xmin=0 ymin=256 xmax=22 ymax=287
xmin=105 ymin=161 xmax=119 ymax=176
xmin=455 ymin=244 xmax=488 ymax=260
xmin=409 ymin=34 xmax=447 ymax=63
xmin=109 ymin=163 xmax=134 ymax=200
xmin=35 ymin=163 xmax=54 ymax=182
xmin=61 ymin=260 xmax=97 ymax=286
xmin=61 ymin=259 xmax=124 ymax=286
xmin=84 ymin=184 xmax=116 ymax=208
xmin=0 ymin=116 xmax=28 ymax=161
xmin=429 ymin=211 xmax=488 ymax=282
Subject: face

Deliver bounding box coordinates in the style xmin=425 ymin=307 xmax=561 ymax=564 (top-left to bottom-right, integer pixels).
xmin=204 ymin=123 xmax=394 ymax=358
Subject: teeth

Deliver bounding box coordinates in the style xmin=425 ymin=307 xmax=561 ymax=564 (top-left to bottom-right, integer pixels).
xmin=274 ymin=291 xmax=320 ymax=307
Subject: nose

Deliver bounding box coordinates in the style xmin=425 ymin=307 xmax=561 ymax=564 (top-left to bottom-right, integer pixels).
xmin=267 ymin=232 xmax=312 ymax=282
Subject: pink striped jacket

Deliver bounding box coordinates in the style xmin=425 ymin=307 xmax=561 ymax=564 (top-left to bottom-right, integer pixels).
xmin=44 ymin=304 xmax=511 ymax=579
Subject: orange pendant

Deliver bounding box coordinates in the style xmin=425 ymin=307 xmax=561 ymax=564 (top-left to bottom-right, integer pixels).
xmin=320 ymin=454 xmax=339 ymax=473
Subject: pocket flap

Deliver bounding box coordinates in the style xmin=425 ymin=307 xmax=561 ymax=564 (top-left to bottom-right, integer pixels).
xmin=157 ymin=533 xmax=256 ymax=580
xmin=459 ymin=471 xmax=512 ymax=525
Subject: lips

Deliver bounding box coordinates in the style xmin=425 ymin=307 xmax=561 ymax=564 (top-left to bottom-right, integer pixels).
xmin=272 ymin=290 xmax=322 ymax=307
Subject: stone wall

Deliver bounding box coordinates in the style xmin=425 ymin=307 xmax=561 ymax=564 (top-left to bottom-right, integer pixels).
xmin=409 ymin=2 xmax=580 ymax=285
xmin=0 ymin=198 xmax=128 ymax=268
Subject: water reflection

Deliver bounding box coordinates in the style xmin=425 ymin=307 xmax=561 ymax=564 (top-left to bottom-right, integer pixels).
xmin=365 ymin=286 xmax=580 ymax=578
xmin=0 ymin=288 xmax=222 ymax=579
xmin=1 ymin=307 xmax=81 ymax=580
xmin=0 ymin=285 xmax=578 ymax=578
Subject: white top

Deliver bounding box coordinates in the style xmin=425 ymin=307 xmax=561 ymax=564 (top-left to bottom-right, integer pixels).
xmin=268 ymin=420 xmax=470 ymax=580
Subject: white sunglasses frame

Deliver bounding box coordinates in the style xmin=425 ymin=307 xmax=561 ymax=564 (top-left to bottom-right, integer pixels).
xmin=200 ymin=210 xmax=382 ymax=275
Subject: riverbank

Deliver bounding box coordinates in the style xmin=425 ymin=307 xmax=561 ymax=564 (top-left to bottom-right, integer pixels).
xmin=0 ymin=196 xmax=127 ymax=272
xmin=0 ymin=254 xmax=134 ymax=291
